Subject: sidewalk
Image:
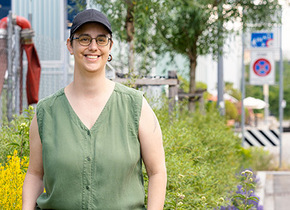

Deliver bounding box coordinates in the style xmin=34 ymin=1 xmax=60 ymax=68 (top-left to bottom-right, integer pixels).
xmin=254 ymin=118 xmax=290 ymax=209
xmin=256 ymin=171 xmax=290 ymax=210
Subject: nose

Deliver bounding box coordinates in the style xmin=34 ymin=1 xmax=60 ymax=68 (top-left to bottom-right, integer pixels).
xmin=88 ymin=39 xmax=99 ymax=51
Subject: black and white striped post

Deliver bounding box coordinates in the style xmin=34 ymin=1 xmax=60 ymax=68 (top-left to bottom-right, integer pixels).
xmin=244 ymin=129 xmax=279 ymax=147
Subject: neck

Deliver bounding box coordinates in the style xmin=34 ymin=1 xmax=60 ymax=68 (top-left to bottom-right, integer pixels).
xmin=69 ymin=66 xmax=113 ymax=98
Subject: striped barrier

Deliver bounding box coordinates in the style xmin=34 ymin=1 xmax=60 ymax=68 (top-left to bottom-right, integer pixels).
xmin=244 ymin=129 xmax=280 ymax=147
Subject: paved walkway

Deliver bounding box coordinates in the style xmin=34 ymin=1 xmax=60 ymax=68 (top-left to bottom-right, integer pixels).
xmin=256 ymin=171 xmax=290 ymax=210
xmin=255 ymin=121 xmax=290 ymax=210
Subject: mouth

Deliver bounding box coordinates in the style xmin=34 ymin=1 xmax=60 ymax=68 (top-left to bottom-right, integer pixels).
xmin=85 ymin=55 xmax=101 ymax=59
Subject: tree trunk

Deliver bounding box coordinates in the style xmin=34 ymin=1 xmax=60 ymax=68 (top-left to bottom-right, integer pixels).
xmin=125 ymin=1 xmax=135 ymax=74
xmin=188 ymin=52 xmax=198 ymax=112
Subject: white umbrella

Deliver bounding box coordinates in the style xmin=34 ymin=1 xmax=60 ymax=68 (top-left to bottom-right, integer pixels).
xmin=243 ymin=97 xmax=268 ymax=109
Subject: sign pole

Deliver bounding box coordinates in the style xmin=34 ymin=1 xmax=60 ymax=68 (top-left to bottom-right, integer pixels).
xmin=278 ymin=23 xmax=283 ymax=168
xmin=263 ymin=84 xmax=269 ymax=126
xmin=241 ymin=29 xmax=245 ymax=147
xmin=217 ymin=0 xmax=225 ymax=116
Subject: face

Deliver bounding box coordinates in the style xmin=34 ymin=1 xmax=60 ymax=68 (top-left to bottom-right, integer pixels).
xmin=67 ymin=22 xmax=113 ymax=74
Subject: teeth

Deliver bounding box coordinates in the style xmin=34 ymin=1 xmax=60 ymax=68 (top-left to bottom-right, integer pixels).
xmin=87 ymin=55 xmax=99 ymax=59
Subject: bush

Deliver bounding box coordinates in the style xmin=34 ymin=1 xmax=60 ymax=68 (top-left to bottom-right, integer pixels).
xmin=0 ymin=150 xmax=28 ymax=209
xmin=0 ymin=106 xmax=34 ymax=164
xmin=225 ymin=101 xmax=239 ymax=121
xmin=240 ymin=147 xmax=277 ymax=171
xmin=152 ymin=105 xmax=243 ymax=209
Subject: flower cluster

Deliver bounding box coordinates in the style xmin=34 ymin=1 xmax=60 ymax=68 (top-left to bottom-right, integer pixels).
xmin=220 ymin=169 xmax=263 ymax=210
xmin=0 ymin=150 xmax=29 ymax=209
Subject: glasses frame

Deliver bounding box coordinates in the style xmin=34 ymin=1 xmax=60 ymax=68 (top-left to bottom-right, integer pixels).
xmin=72 ymin=34 xmax=112 ymax=47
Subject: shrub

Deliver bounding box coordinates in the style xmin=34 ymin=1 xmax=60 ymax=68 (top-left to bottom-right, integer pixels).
xmin=152 ymin=105 xmax=243 ymax=209
xmin=0 ymin=150 xmax=28 ymax=209
xmin=0 ymin=106 xmax=34 ymax=164
xmin=240 ymin=147 xmax=277 ymax=171
xmin=225 ymin=101 xmax=239 ymax=121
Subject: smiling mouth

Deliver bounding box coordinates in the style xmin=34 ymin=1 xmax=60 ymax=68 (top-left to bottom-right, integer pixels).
xmin=85 ymin=55 xmax=100 ymax=59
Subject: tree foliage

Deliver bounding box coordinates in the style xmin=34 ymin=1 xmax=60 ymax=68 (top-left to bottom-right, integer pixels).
xmin=92 ymin=0 xmax=158 ymax=74
xmin=155 ymin=0 xmax=280 ymax=91
xmin=86 ymin=1 xmax=281 ymax=112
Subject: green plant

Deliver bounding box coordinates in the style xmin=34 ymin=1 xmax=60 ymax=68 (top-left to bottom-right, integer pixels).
xmin=0 ymin=150 xmax=28 ymax=209
xmin=225 ymin=82 xmax=241 ymax=101
xmin=150 ymin=102 xmax=243 ymax=209
xmin=240 ymin=147 xmax=277 ymax=171
xmin=225 ymin=100 xmax=239 ymax=121
xmin=231 ymin=170 xmax=261 ymax=210
xmin=0 ymin=106 xmax=34 ymax=164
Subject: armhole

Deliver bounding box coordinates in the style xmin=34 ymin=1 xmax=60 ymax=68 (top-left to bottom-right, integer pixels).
xmin=36 ymin=103 xmax=43 ymax=143
xmin=134 ymin=91 xmax=144 ymax=137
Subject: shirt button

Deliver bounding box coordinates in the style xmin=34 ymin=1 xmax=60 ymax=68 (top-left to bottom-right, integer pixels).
xmin=86 ymin=185 xmax=90 ymax=190
xmin=87 ymin=157 xmax=91 ymax=161
xmin=87 ymin=130 xmax=90 ymax=135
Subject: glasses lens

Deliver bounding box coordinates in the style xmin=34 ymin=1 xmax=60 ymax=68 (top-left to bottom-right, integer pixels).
xmin=78 ymin=35 xmax=91 ymax=46
xmin=97 ymin=35 xmax=108 ymax=46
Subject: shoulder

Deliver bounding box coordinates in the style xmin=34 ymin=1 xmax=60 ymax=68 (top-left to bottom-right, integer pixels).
xmin=114 ymin=82 xmax=143 ymax=98
xmin=37 ymin=88 xmax=65 ymax=110
xmin=113 ymin=83 xmax=144 ymax=128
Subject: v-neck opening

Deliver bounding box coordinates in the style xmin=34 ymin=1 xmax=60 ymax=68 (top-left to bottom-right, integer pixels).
xmin=62 ymin=83 xmax=117 ymax=131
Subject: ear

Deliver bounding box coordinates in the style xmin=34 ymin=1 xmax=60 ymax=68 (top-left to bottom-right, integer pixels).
xmin=67 ymin=38 xmax=74 ymax=55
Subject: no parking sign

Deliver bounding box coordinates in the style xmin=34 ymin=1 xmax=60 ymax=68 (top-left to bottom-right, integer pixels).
xmin=250 ymin=51 xmax=275 ymax=85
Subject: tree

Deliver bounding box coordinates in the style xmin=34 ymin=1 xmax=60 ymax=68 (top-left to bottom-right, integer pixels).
xmin=155 ymin=0 xmax=281 ymax=111
xmin=92 ymin=0 xmax=157 ymax=74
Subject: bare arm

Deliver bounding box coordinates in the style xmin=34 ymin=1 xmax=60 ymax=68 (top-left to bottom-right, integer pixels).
xmin=139 ymin=98 xmax=167 ymax=210
xmin=22 ymin=114 xmax=44 ymax=210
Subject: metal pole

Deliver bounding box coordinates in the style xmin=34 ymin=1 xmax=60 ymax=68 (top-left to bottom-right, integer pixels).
xmin=217 ymin=53 xmax=225 ymax=115
xmin=62 ymin=0 xmax=69 ymax=87
xmin=241 ymin=29 xmax=246 ymax=147
xmin=7 ymin=11 xmax=13 ymax=121
xmin=263 ymin=84 xmax=269 ymax=126
xmin=217 ymin=0 xmax=225 ymax=116
xmin=14 ymin=25 xmax=21 ymax=114
xmin=279 ymin=23 xmax=284 ymax=168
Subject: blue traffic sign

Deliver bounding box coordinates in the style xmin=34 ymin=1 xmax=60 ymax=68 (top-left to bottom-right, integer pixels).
xmin=251 ymin=32 xmax=273 ymax=48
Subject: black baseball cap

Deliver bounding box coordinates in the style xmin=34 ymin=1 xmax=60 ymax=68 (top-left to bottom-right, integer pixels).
xmin=70 ymin=9 xmax=112 ymax=38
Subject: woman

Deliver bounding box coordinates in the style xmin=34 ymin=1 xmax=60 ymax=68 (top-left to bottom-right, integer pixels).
xmin=22 ymin=9 xmax=166 ymax=210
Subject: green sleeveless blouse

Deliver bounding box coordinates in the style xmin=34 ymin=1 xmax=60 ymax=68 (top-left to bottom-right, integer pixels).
xmin=36 ymin=82 xmax=146 ymax=210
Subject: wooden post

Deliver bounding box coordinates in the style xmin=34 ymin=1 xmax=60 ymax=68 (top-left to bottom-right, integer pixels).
xmin=199 ymin=94 xmax=205 ymax=115
xmin=168 ymin=71 xmax=178 ymax=113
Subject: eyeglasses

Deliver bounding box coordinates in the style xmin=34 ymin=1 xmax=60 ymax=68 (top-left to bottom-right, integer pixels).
xmin=72 ymin=34 xmax=112 ymax=46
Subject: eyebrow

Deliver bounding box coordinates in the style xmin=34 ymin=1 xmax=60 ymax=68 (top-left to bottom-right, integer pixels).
xmin=77 ymin=33 xmax=107 ymax=37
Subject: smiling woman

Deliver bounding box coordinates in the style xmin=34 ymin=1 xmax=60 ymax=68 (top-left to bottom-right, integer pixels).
xmin=22 ymin=9 xmax=166 ymax=210
xmin=67 ymin=22 xmax=113 ymax=76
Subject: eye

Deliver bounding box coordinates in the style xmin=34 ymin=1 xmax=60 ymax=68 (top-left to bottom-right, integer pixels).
xmin=78 ymin=35 xmax=91 ymax=42
xmin=97 ymin=36 xmax=107 ymax=43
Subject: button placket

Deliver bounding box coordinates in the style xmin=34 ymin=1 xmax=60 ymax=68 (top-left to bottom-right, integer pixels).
xmin=83 ymin=129 xmax=92 ymax=208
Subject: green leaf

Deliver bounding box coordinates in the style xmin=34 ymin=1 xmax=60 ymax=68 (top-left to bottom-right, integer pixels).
xmin=248 ymin=196 xmax=259 ymax=202
xmin=233 ymin=194 xmax=246 ymax=200
xmin=8 ymin=143 xmax=20 ymax=147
